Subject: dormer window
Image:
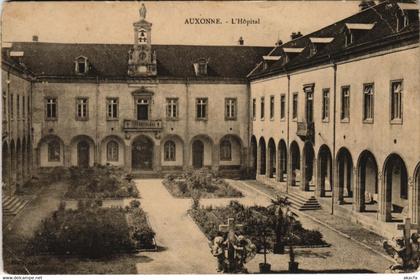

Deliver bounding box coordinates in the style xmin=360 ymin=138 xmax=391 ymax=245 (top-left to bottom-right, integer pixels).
xmin=344 ymin=23 xmax=376 ymax=46
xmin=396 ymin=4 xmax=418 ymax=32
xmin=283 ymin=48 xmax=304 ymax=64
xmin=262 ymin=55 xmax=281 ymax=70
xmin=309 ymin=37 xmax=334 ymax=56
xmin=193 ymin=58 xmax=208 ymax=76
xmin=75 ymin=56 xmax=89 ymax=74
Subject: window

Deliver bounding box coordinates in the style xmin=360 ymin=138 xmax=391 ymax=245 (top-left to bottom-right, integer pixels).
xmin=252 ymin=98 xmax=256 ymax=120
xmin=166 ymin=98 xmax=178 ymax=119
xmin=75 ymin=56 xmax=88 ymax=74
xmin=164 ymin=141 xmax=176 ymax=161
xmin=106 ymin=141 xmax=119 ymax=162
xmin=225 ymin=98 xmax=237 ymax=120
xmin=341 ymin=86 xmax=350 ymax=121
xmin=391 ymin=80 xmax=403 ymax=123
xmin=194 ymin=59 xmax=208 ymax=76
xmin=48 ymin=140 xmax=61 ymax=162
xmin=304 ymin=85 xmax=314 ymax=123
xmin=2 ymin=91 xmax=6 ymax=120
xmin=363 ymin=84 xmax=374 ymax=122
xmin=106 ymin=98 xmax=118 ymax=120
xmin=280 ymin=95 xmax=286 ymax=120
xmin=196 ymin=98 xmax=208 ymax=120
xmin=76 ymin=97 xmax=88 ymax=120
xmin=45 ymin=97 xmax=57 ymax=120
xmin=17 ymin=95 xmax=20 ymax=120
xmin=292 ymin=93 xmax=298 ymax=120
xmin=397 ymin=11 xmax=409 ymax=31
xmin=322 ymin=89 xmax=330 ymax=122
xmin=270 ymin=96 xmax=275 ymax=120
xmin=260 ymin=97 xmax=265 ymax=120
xmin=345 ymin=30 xmax=353 ymax=46
xmin=220 ymin=140 xmax=232 ymax=161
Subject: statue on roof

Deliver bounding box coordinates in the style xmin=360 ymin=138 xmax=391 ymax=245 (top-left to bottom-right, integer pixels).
xmin=139 ymin=3 xmax=147 ymax=20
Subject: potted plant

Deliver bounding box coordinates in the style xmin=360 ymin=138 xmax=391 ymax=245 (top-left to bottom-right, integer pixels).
xmin=259 ymin=231 xmax=271 ymax=273
xmin=288 ymin=245 xmax=299 ymax=272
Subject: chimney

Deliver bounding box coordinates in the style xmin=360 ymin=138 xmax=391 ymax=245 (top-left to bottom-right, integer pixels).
xmin=32 ymin=35 xmax=39 ymax=42
xmin=290 ymin=31 xmax=303 ymax=40
xmin=275 ymin=39 xmax=283 ymax=46
xmin=238 ymin=36 xmax=244 ymax=46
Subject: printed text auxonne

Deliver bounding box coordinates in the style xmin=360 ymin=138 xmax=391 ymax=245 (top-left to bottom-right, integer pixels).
xmin=185 ymin=18 xmax=260 ymax=26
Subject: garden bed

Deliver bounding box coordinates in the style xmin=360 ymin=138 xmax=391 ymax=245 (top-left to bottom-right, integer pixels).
xmin=27 ymin=199 xmax=155 ymax=258
xmin=189 ymin=200 xmax=328 ymax=251
xmin=64 ymin=165 xmax=139 ymax=199
xmin=162 ymin=168 xmax=243 ymax=198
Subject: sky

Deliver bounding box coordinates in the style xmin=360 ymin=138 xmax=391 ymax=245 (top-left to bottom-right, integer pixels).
xmin=1 ymin=1 xmax=360 ymax=46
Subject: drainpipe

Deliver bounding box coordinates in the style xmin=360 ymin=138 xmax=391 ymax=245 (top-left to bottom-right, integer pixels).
xmin=286 ymin=72 xmax=290 ymax=194
xmin=331 ymin=62 xmax=337 ymax=215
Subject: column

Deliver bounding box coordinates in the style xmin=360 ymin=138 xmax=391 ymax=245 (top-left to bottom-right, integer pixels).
xmin=353 ymin=167 xmax=363 ymax=212
xmin=287 ymin=150 xmax=293 ymax=187
xmin=315 ymin=157 xmax=322 ymax=197
xmin=276 ymin=148 xmax=281 ymax=182
xmin=64 ymin=145 xmax=72 ymax=167
xmin=300 ymin=153 xmax=307 ymax=191
xmin=408 ymin=177 xmax=418 ymax=224
xmin=212 ymin=143 xmax=220 ymax=172
xmin=265 ymin=146 xmax=271 ymax=178
xmin=241 ymin=147 xmax=248 ymax=178
xmin=256 ymin=145 xmax=261 ymax=176
xmin=125 ymin=143 xmax=132 ymax=172
xmin=378 ymin=172 xmax=391 ymax=221
xmin=333 ymin=159 xmax=343 ymax=204
xmin=183 ymin=142 xmax=189 ymax=170
xmin=154 ymin=142 xmax=161 ymax=173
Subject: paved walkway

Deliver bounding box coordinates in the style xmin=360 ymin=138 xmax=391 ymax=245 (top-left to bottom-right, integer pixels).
xmin=135 ymin=179 xmax=392 ymax=274
xmin=135 ymin=179 xmax=216 ymax=274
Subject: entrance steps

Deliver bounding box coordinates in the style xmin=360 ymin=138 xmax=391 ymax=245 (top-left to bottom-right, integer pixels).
xmin=131 ymin=171 xmax=161 ymax=179
xmin=2 ymin=195 xmax=29 ymax=216
xmin=284 ymin=191 xmax=322 ymax=211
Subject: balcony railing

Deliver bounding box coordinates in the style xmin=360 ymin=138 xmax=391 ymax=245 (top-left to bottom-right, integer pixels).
xmin=123 ymin=119 xmax=162 ymax=131
xmin=296 ymin=121 xmax=314 ymax=140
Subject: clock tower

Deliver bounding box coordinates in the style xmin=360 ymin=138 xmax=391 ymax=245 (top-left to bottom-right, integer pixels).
xmin=128 ymin=4 xmax=157 ymax=76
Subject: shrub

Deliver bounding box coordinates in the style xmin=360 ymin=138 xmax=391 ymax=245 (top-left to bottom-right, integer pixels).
xmin=29 ymin=206 xmax=133 ymax=258
xmin=130 ymin=199 xmax=141 ymax=208
xmin=127 ymin=208 xmax=155 ymax=249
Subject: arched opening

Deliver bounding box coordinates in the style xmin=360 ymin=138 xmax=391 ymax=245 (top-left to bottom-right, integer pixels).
xmin=317 ymin=145 xmax=332 ymax=197
xmin=267 ymin=138 xmax=276 ymax=178
xmin=100 ymin=135 xmax=125 ymax=166
xmin=278 ymin=140 xmax=287 ymax=182
xmin=132 ymin=136 xmax=154 ymax=170
xmin=250 ymin=136 xmax=257 ymax=179
xmin=107 ymin=141 xmax=119 ymax=162
xmin=356 ymin=150 xmax=378 ymax=213
xmin=192 ymin=140 xmax=204 ymax=169
xmin=38 ymin=135 xmax=65 ymax=167
xmin=336 ymin=147 xmax=354 ymax=204
xmin=77 ymin=141 xmax=90 ymax=168
xmin=382 ymin=154 xmax=408 ymax=222
xmin=414 ymin=163 xmax=420 ymax=225
xmin=302 ymin=141 xmax=315 ymax=191
xmin=290 ymin=141 xmax=300 ymax=186
xmin=2 ymin=141 xmax=10 ymax=191
xmin=258 ymin=137 xmax=266 ymax=175
xmin=161 ymin=135 xmax=184 ymax=169
xmin=219 ymin=134 xmax=243 ymax=173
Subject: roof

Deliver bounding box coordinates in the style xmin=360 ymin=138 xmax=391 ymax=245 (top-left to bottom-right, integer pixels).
xmin=249 ymin=0 xmax=419 ymax=80
xmin=3 ymin=42 xmax=271 ymax=80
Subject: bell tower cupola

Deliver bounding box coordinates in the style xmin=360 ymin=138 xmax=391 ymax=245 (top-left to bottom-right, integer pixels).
xmin=128 ymin=3 xmax=157 ymax=76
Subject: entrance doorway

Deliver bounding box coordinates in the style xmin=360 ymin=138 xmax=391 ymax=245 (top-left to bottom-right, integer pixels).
xmin=192 ymin=140 xmax=204 ymax=168
xmin=77 ymin=140 xmax=90 ymax=168
xmin=132 ymin=136 xmax=154 ymax=170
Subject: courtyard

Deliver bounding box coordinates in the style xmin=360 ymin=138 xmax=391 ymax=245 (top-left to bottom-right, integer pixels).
xmin=3 ymin=176 xmax=393 ymax=274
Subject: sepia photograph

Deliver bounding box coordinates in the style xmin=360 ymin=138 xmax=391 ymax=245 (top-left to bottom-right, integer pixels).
xmin=0 ymin=0 xmax=419 ymax=276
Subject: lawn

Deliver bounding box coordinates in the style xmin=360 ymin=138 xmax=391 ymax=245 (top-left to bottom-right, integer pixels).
xmin=163 ymin=168 xmax=243 ymax=198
